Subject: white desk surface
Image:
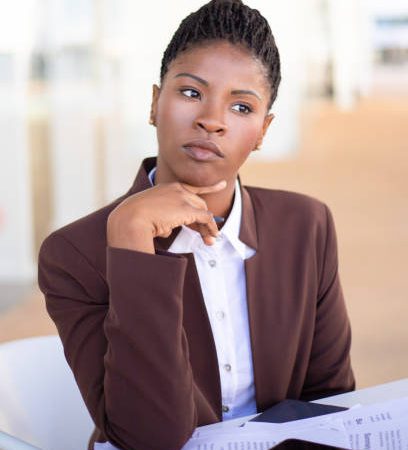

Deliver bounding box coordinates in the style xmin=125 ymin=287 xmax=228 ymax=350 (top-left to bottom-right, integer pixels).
xmin=1 ymin=378 xmax=407 ymax=450
xmin=314 ymin=377 xmax=408 ymax=407
xmin=0 ymin=430 xmax=40 ymax=450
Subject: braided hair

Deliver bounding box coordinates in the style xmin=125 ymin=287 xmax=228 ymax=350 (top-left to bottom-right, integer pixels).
xmin=160 ymin=0 xmax=281 ymax=108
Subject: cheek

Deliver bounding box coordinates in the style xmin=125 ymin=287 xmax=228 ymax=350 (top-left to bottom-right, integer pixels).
xmin=156 ymin=97 xmax=194 ymax=142
xmin=233 ymin=120 xmax=261 ymax=155
xmin=157 ymin=93 xmax=192 ymax=125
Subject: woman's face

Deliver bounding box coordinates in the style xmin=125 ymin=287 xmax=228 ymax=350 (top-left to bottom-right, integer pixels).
xmin=151 ymin=40 xmax=274 ymax=187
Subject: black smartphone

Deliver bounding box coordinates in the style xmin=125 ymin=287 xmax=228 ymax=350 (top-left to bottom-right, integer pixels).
xmin=271 ymin=439 xmax=348 ymax=449
xmin=251 ymin=400 xmax=349 ymax=450
xmin=251 ymin=399 xmax=347 ymax=424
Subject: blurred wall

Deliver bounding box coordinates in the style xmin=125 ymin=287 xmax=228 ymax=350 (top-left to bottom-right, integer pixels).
xmin=0 ymin=1 xmax=37 ymax=281
xmin=0 ymin=0 xmax=407 ymax=282
xmin=0 ymin=0 xmax=309 ymax=281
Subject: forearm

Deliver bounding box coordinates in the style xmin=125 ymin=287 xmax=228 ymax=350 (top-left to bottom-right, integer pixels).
xmin=103 ymin=247 xmax=197 ymax=449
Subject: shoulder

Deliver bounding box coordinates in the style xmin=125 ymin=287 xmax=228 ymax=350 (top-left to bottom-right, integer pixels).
xmin=38 ymin=194 xmax=126 ymax=274
xmin=244 ymin=185 xmax=330 ymax=227
xmin=242 ymin=186 xmax=337 ymax=258
xmin=243 ymin=186 xmax=339 ymax=281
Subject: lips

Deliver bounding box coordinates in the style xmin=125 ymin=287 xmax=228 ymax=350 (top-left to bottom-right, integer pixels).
xmin=182 ymin=139 xmax=225 ymax=162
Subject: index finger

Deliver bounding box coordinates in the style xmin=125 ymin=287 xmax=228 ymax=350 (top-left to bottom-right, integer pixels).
xmin=181 ymin=180 xmax=227 ymax=195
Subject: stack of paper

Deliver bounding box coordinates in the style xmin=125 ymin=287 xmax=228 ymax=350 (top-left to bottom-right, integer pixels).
xmin=182 ymin=396 xmax=408 ymax=450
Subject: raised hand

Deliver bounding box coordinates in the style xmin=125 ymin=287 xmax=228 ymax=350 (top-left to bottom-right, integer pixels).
xmin=107 ymin=180 xmax=227 ymax=254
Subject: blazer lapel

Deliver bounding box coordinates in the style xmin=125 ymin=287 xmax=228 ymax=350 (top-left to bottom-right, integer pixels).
xmin=241 ymin=186 xmax=291 ymax=411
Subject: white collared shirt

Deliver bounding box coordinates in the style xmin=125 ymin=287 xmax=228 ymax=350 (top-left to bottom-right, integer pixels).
xmin=149 ymin=167 xmax=257 ymax=420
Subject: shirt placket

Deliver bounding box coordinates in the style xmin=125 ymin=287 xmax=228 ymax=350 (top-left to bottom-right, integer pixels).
xmin=200 ymin=240 xmax=238 ymax=419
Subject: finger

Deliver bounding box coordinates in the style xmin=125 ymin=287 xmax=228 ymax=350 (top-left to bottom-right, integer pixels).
xmin=181 ymin=180 xmax=227 ymax=195
xmin=156 ymin=229 xmax=172 ymax=238
xmin=195 ymin=223 xmax=217 ymax=246
xmin=192 ymin=210 xmax=219 ymax=239
xmin=185 ymin=208 xmax=219 ymax=237
xmin=203 ymin=235 xmax=216 ymax=246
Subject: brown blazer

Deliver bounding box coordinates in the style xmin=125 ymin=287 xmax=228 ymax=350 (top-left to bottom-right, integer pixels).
xmin=38 ymin=157 xmax=354 ymax=450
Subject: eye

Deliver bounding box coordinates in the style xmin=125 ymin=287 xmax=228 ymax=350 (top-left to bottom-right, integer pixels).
xmin=180 ymin=88 xmax=201 ymax=99
xmin=232 ymin=103 xmax=253 ymax=115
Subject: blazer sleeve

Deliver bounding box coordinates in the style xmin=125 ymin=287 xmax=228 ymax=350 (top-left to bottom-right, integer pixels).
xmin=38 ymin=232 xmax=197 ymax=450
xmin=301 ymin=204 xmax=355 ymax=400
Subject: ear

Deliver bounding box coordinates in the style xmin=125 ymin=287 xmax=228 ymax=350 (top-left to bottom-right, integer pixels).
xmin=254 ymin=113 xmax=275 ymax=150
xmin=149 ymin=84 xmax=161 ymax=126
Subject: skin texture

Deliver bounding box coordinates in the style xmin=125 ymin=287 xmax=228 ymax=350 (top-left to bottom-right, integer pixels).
xmin=107 ymin=40 xmax=274 ymax=253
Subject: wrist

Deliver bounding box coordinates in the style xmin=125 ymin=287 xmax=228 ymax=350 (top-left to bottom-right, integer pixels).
xmin=107 ymin=215 xmax=155 ymax=254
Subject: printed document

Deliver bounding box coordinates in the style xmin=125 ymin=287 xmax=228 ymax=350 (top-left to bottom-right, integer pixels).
xmin=182 ymin=396 xmax=408 ymax=450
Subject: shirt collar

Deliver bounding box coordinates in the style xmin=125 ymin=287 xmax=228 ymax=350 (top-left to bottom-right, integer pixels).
xmin=147 ymin=166 xmax=253 ymax=260
xmin=148 ymin=166 xmax=157 ymax=186
xmin=219 ymin=178 xmax=251 ymax=260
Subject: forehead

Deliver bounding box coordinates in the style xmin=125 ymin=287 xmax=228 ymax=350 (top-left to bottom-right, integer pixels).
xmin=165 ymin=41 xmax=270 ymax=95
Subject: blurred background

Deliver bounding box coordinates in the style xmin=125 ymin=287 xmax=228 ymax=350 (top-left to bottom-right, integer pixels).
xmin=0 ymin=0 xmax=407 ymax=389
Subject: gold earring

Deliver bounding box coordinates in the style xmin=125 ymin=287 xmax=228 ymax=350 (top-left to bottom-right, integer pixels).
xmin=149 ymin=118 xmax=155 ymax=126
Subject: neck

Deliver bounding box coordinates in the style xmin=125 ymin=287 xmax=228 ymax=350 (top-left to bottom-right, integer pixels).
xmin=199 ymin=179 xmax=236 ymax=221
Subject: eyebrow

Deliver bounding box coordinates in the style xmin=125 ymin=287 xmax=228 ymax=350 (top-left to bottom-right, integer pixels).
xmin=175 ymin=72 xmax=208 ymax=86
xmin=231 ymin=89 xmax=262 ymax=101
xmin=174 ymin=72 xmax=262 ymax=101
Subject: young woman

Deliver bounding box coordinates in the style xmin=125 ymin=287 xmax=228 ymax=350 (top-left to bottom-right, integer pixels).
xmin=38 ymin=1 xmax=355 ymax=449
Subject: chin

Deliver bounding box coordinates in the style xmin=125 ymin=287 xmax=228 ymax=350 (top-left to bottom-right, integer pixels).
xmin=177 ymin=167 xmax=221 ymax=188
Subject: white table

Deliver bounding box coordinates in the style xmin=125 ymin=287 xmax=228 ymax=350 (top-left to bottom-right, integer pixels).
xmin=0 ymin=430 xmax=40 ymax=450
xmin=1 ymin=378 xmax=407 ymax=450
xmin=314 ymin=377 xmax=408 ymax=407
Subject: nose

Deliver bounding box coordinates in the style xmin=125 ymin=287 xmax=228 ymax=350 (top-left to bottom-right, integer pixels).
xmin=194 ymin=108 xmax=227 ymax=135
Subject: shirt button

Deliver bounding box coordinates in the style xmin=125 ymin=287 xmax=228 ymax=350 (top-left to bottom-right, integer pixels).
xmin=208 ymin=259 xmax=217 ymax=268
xmin=216 ymin=311 xmax=225 ymax=320
xmin=224 ymin=363 xmax=232 ymax=372
xmin=222 ymin=405 xmax=230 ymax=413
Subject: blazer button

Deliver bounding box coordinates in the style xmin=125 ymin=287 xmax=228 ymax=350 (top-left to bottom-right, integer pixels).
xmin=222 ymin=405 xmax=230 ymax=413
